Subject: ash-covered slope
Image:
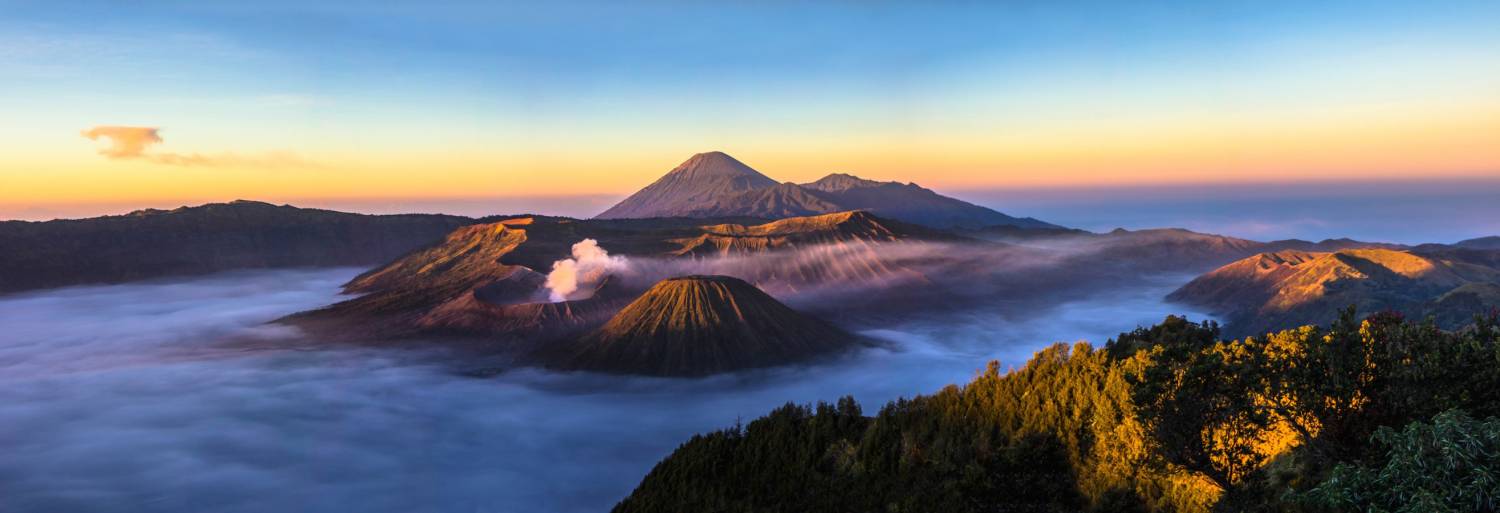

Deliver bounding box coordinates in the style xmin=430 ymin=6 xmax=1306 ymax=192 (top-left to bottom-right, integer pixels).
xmin=0 ymin=200 xmax=473 ymax=294
xmin=595 ymin=151 xmax=1056 ymax=230
xmin=545 ymin=275 xmax=858 ymax=376
xmin=1169 ymin=248 xmax=1500 ymax=336
xmin=684 ymin=182 xmax=846 ymax=220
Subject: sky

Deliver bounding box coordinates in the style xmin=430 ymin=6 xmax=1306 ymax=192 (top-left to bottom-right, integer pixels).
xmin=1 ymin=1 xmax=1498 ymax=234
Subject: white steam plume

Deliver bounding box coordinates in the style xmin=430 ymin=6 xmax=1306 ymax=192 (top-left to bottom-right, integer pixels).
xmin=545 ymin=239 xmax=630 ymax=302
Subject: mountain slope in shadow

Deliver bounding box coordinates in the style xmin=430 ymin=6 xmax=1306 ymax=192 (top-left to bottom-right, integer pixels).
xmin=0 ymin=200 xmax=473 ymax=294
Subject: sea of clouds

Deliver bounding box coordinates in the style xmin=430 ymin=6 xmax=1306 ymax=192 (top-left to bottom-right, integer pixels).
xmin=0 ymin=267 xmax=1205 ymax=512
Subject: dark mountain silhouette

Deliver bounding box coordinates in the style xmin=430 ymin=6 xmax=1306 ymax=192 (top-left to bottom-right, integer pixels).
xmin=545 ymin=275 xmax=858 ymax=376
xmin=1169 ymin=247 xmax=1500 ymax=336
xmin=0 ymin=200 xmax=472 ymax=295
xmin=595 ymin=151 xmax=1058 ymax=230
xmin=1455 ymin=236 xmax=1500 ymax=250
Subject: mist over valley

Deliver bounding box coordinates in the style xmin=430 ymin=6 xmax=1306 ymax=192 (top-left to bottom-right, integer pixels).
xmin=0 ymin=265 xmax=1204 ymax=512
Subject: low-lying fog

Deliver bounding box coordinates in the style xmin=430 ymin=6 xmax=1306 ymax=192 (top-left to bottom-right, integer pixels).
xmin=0 ymin=268 xmax=1206 ymax=513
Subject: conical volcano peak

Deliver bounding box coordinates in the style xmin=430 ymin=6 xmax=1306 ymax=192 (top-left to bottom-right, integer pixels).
xmin=667 ymin=151 xmax=771 ymax=181
xmin=547 ymin=274 xmax=858 ymax=376
xmin=687 ymin=150 xmax=733 ymax=161
xmin=595 ymin=151 xmax=778 ymax=219
xmin=681 ymin=151 xmax=743 ymax=168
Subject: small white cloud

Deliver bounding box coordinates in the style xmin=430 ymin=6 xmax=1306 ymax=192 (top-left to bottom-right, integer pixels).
xmin=81 ymin=125 xmax=318 ymax=168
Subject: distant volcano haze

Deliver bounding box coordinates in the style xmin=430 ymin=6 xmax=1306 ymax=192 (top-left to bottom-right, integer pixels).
xmin=595 ymin=151 xmax=1060 ymax=230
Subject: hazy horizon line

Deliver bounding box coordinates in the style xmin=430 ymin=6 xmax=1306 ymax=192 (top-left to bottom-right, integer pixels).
xmin=5 ymin=177 xmax=1497 ymax=246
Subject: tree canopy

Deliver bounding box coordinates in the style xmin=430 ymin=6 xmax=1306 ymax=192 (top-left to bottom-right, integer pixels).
xmin=616 ymin=310 xmax=1500 ymax=513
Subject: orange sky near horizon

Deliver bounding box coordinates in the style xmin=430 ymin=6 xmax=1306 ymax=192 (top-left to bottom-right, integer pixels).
xmin=7 ymin=100 xmax=1497 ymax=212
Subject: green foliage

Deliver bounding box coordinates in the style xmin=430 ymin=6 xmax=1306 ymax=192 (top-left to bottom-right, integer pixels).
xmin=613 ymin=394 xmax=1082 ymax=513
xmin=960 ymin=344 xmax=1214 ymax=512
xmin=1131 ymin=308 xmax=1500 ymax=508
xmin=1120 ymin=317 xmax=1257 ymax=489
xmin=1301 ymin=409 xmax=1500 ymax=513
xmin=614 ymin=399 xmax=868 ymax=513
xmin=1106 ymin=315 xmax=1220 ymax=360
xmin=618 ymin=342 xmax=1216 ymax=513
xmin=1130 ymin=335 xmax=1269 ymax=490
xmin=617 ymin=311 xmax=1500 ymax=513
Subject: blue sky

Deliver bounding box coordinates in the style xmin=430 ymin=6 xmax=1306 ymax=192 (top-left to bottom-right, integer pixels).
xmin=1 ymin=0 xmax=1497 ymax=241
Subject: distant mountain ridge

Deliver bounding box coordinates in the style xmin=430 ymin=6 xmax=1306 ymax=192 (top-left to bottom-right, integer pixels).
xmin=1169 ymin=247 xmax=1500 ymax=336
xmin=596 ymin=151 xmax=1059 ymax=230
xmin=971 ymin=225 xmax=1411 ymax=274
xmin=0 ymin=200 xmax=473 ymax=294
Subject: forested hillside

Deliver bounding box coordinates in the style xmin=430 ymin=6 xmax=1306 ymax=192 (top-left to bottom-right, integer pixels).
xmin=618 ymin=311 xmax=1500 ymax=512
